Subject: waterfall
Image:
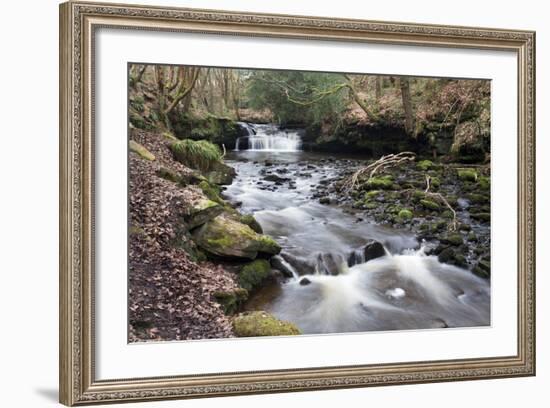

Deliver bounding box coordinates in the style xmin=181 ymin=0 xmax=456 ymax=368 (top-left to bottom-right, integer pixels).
xmin=235 ymin=123 xmax=302 ymax=152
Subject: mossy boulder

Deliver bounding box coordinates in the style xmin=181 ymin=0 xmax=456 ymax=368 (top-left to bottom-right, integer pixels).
xmin=397 ymin=209 xmax=413 ymax=221
xmin=198 ymin=180 xmax=224 ymax=204
xmin=417 ymin=159 xmax=434 ymax=171
xmin=478 ymin=176 xmax=491 ymax=191
xmin=233 ymin=311 xmax=301 ymax=337
xmin=206 ymin=161 xmax=237 ymax=185
xmin=213 ymin=288 xmax=248 ymax=315
xmin=441 ymin=233 xmax=464 ymax=246
xmin=192 ymin=215 xmax=281 ymax=260
xmin=457 ymin=169 xmax=478 ymax=182
xmin=129 ymin=140 xmax=155 ymax=161
xmin=365 ymin=175 xmax=394 ymax=190
xmin=239 ymin=259 xmax=271 ymax=291
xmin=471 ymin=212 xmax=491 ymax=222
xmin=239 ymin=214 xmax=263 ymax=234
xmin=186 ymin=198 xmax=224 ymax=229
xmin=420 ymin=199 xmax=440 ymax=211
xmin=157 ymin=166 xmax=181 ymax=183
xmin=473 ymin=259 xmax=491 ymax=279
xmin=466 ymin=193 xmax=490 ymax=204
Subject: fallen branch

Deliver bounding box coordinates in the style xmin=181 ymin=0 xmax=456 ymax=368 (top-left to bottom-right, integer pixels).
xmin=343 ymin=152 xmax=416 ymax=192
xmin=424 ymin=175 xmax=458 ymax=232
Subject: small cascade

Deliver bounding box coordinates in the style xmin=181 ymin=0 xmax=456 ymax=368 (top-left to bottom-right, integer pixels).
xmin=235 ymin=123 xmax=302 ymax=152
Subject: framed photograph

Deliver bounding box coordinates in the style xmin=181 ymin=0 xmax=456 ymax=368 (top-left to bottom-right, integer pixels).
xmin=59 ymin=1 xmax=536 ymax=405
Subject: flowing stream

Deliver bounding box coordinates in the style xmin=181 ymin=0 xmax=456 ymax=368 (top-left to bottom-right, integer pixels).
xmin=224 ymin=123 xmax=490 ymax=334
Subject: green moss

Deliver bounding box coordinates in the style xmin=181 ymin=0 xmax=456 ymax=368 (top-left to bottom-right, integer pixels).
xmin=420 ymin=199 xmax=440 ymax=211
xmin=364 ymin=190 xmax=381 ymax=201
xmin=233 ymin=311 xmax=301 ymax=337
xmin=478 ymin=176 xmax=491 ymax=191
xmin=458 ymin=169 xmax=478 ymax=182
xmin=257 ymin=235 xmax=281 ymax=255
xmin=429 ymin=176 xmax=441 ymax=188
xmin=206 ymin=236 xmax=234 ymax=248
xmin=471 ymin=212 xmax=491 ymax=222
xmin=162 ymin=131 xmax=178 ymax=142
xmin=365 ymin=175 xmax=394 ymax=190
xmin=398 ymin=209 xmax=413 ymax=221
xmin=364 ymin=202 xmax=379 ymax=209
xmin=213 ymin=288 xmax=248 ymax=315
xmin=157 ymin=167 xmax=181 ymax=183
xmin=466 ymin=193 xmax=490 ymax=204
xmin=441 ymin=210 xmax=454 ymax=219
xmin=129 ymin=112 xmax=151 ymax=130
xmin=412 ymin=190 xmax=426 ymax=202
xmin=442 ymin=233 xmax=463 ymax=246
xmin=240 ymin=214 xmax=263 ymax=234
xmin=239 ymin=259 xmax=271 ymax=292
xmin=417 ymin=159 xmax=434 ymax=171
xmin=170 ymin=139 xmax=222 ymax=171
xmin=129 ymin=140 xmax=155 ymax=161
xmin=198 ymin=180 xmax=223 ymax=204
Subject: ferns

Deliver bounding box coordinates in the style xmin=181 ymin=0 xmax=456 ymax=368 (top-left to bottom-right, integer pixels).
xmin=170 ymin=139 xmax=222 ymax=171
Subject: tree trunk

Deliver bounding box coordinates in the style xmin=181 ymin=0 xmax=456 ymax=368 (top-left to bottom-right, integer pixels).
xmin=399 ymin=77 xmax=415 ymax=136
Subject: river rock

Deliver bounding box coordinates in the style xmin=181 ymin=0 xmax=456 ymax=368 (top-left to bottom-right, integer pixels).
xmin=213 ymin=288 xmax=249 ymax=315
xmin=239 ymin=259 xmax=271 ymax=291
xmin=264 ymin=174 xmax=290 ymax=183
xmin=192 ymin=215 xmax=281 ymax=260
xmin=363 ymin=240 xmax=386 ymax=262
xmin=205 ymin=161 xmax=236 ymax=185
xmin=270 ymin=255 xmax=296 ymax=278
xmin=299 ymin=277 xmax=311 ymax=286
xmin=232 ymin=311 xmax=301 ymax=337
xmin=186 ymin=197 xmax=224 ymax=229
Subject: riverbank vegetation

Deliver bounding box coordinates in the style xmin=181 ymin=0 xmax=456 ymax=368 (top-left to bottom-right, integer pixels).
xmin=129 ymin=64 xmax=490 ymax=161
xmin=128 ymin=63 xmax=491 ymax=341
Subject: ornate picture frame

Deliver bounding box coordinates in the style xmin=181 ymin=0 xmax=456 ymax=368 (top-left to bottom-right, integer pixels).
xmin=59 ymin=1 xmax=535 ymax=405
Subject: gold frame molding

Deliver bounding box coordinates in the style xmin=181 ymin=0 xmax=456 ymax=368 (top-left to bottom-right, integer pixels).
xmin=59 ymin=1 xmax=536 ymax=405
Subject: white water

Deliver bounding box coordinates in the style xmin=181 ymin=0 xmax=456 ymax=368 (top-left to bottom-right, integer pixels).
xmin=271 ymin=245 xmax=490 ymax=334
xmin=235 ymin=123 xmax=302 ymax=152
xmin=224 ymin=149 xmax=490 ymax=334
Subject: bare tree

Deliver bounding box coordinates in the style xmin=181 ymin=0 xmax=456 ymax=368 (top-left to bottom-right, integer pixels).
xmin=399 ymin=77 xmax=415 ymax=136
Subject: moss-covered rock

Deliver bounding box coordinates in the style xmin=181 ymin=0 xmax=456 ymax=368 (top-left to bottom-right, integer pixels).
xmin=192 ymin=215 xmax=281 ymax=260
xmin=420 ymin=199 xmax=440 ymax=211
xmin=233 ymin=311 xmax=301 ymax=337
xmin=206 ymin=161 xmax=237 ymax=185
xmin=473 ymin=259 xmax=491 ymax=279
xmin=239 ymin=214 xmax=263 ymax=234
xmin=198 ymin=180 xmax=224 ymax=204
xmin=239 ymin=259 xmax=271 ymax=291
xmin=157 ymin=166 xmax=181 ymax=183
xmin=411 ymin=190 xmax=426 ymax=202
xmin=397 ymin=209 xmax=413 ymax=221
xmin=365 ymin=175 xmax=394 ymax=190
xmin=129 ymin=140 xmax=155 ymax=161
xmin=441 ymin=233 xmax=463 ymax=246
xmin=471 ymin=212 xmax=491 ymax=222
xmin=478 ymin=176 xmax=491 ymax=191
xmin=213 ymin=288 xmax=248 ymax=315
xmin=170 ymin=139 xmax=222 ymax=172
xmin=457 ymin=169 xmax=478 ymax=182
xmin=466 ymin=193 xmax=490 ymax=204
xmin=186 ymin=198 xmax=224 ymax=229
xmin=417 ymin=159 xmax=434 ymax=171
